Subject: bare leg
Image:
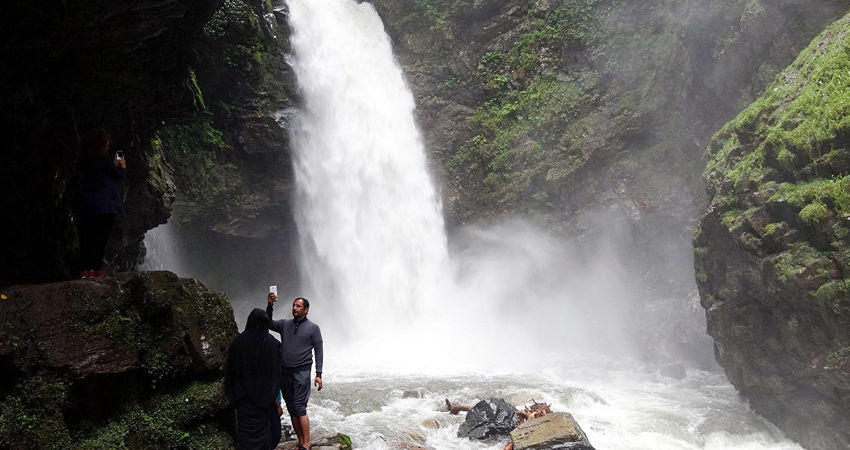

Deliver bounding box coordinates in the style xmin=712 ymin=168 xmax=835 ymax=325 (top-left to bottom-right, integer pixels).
xmin=298 ymin=414 xmax=310 ymax=449
xmin=290 ymin=414 xmax=303 ymax=446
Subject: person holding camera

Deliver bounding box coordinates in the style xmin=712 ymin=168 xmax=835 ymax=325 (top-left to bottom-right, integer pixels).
xmin=72 ymin=129 xmax=125 ymax=278
xmin=266 ymin=293 xmax=323 ymax=450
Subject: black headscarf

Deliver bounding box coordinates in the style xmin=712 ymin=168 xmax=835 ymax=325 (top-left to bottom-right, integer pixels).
xmin=225 ymin=308 xmax=281 ymax=410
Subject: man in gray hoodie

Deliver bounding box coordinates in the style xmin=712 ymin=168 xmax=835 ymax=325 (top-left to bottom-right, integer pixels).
xmin=267 ymin=293 xmax=323 ymax=450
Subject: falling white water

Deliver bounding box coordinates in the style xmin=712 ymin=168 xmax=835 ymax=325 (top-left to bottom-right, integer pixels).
xmin=287 ymin=0 xmax=449 ymax=335
xmin=140 ymin=222 xmax=186 ymax=275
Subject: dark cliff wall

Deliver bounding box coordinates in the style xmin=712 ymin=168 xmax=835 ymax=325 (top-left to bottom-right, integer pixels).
xmin=0 ymin=0 xmax=223 ymax=285
xmin=147 ymin=0 xmax=300 ymax=304
xmin=695 ymin=14 xmax=850 ymax=450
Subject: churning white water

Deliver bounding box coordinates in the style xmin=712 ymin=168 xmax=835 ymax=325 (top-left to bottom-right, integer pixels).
xmin=284 ymin=0 xmax=803 ymax=448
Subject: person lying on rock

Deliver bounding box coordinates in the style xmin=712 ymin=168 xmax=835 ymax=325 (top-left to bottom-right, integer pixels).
xmin=226 ymin=308 xmax=283 ymax=450
xmin=267 ymin=293 xmax=324 ymax=450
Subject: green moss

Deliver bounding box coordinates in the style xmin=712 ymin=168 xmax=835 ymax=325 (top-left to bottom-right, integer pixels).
xmin=799 ymin=200 xmax=829 ymax=225
xmin=815 ymin=279 xmax=850 ymax=313
xmin=727 ymin=150 xmax=766 ymax=190
xmin=0 ymin=375 xmax=72 ymax=449
xmin=203 ymin=0 xmax=267 ymax=71
xmin=721 ymin=209 xmax=744 ymax=228
xmin=764 ymin=221 xmax=787 ymax=236
xmin=776 ymin=145 xmax=795 ymax=166
xmin=186 ymin=69 xmax=206 ymax=111
xmin=704 ymin=16 xmax=850 ymax=238
xmin=771 ymin=242 xmax=832 ymax=282
xmin=769 ymin=176 xmax=850 ymax=212
xmin=825 ymin=343 xmax=850 ymax=367
xmin=75 ymin=380 xmax=228 ymax=449
xmin=159 ymin=113 xmax=242 ymax=213
xmin=696 ymin=270 xmax=709 ymax=283
xmin=159 ymin=114 xmax=227 ymax=156
xmin=446 ymin=0 xmax=602 ymax=210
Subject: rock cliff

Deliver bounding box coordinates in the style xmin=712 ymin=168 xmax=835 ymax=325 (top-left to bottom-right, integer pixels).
xmin=0 ymin=271 xmax=238 ymax=448
xmin=695 ymin=13 xmax=850 ymax=450
xmin=0 ymin=0 xmax=224 ymax=285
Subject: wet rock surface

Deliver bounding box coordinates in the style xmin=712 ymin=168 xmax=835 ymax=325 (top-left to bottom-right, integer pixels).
xmin=511 ymin=412 xmax=595 ymax=450
xmin=276 ymin=432 xmax=352 ymax=450
xmin=457 ymin=398 xmax=519 ymax=440
xmin=0 ymin=271 xmax=238 ymax=448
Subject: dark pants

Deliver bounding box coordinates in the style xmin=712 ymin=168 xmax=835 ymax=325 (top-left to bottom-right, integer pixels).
xmin=280 ymin=370 xmax=312 ymax=417
xmin=77 ymin=214 xmax=115 ymax=270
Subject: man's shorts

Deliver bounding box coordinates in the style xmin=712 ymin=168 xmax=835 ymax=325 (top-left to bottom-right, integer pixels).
xmin=281 ymin=369 xmax=311 ymax=417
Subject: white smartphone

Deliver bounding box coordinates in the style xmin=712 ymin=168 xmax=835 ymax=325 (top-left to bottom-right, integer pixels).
xmin=269 ymin=285 xmax=278 ymax=296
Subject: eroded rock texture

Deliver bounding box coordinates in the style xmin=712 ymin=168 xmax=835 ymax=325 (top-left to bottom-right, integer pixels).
xmin=695 ymin=14 xmax=850 ymax=450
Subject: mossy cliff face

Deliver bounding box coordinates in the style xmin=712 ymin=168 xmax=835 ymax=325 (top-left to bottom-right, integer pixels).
xmin=148 ymin=0 xmax=300 ymax=294
xmin=159 ymin=0 xmax=296 ymax=239
xmin=0 ymin=271 xmax=238 ymax=448
xmin=0 ymin=0 xmax=221 ymax=284
xmin=694 ymin=14 xmax=850 ymax=450
xmin=371 ymin=0 xmax=846 ymax=230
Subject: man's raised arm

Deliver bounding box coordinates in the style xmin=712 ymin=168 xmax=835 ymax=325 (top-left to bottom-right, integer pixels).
xmin=267 ymin=293 xmax=283 ymax=333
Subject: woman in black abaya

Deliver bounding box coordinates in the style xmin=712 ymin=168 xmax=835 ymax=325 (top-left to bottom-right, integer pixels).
xmin=226 ymin=308 xmax=283 ymax=450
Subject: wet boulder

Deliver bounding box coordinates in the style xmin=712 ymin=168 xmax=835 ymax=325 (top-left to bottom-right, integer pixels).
xmin=457 ymin=398 xmax=518 ymax=440
xmin=0 ymin=271 xmax=238 ymax=448
xmin=510 ymin=412 xmax=595 ymax=449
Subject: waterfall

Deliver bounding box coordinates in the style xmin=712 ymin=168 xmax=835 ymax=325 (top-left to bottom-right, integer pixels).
xmin=286 ymin=0 xmax=450 ymax=336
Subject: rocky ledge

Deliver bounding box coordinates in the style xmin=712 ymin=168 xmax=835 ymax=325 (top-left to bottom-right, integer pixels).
xmin=0 ymin=271 xmax=238 ymax=448
xmin=694 ymin=12 xmax=850 ymax=450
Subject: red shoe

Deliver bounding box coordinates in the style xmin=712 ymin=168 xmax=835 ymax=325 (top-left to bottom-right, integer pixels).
xmin=80 ymin=270 xmax=93 ymax=279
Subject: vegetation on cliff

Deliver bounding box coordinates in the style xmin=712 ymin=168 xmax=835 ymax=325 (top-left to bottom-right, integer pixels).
xmin=375 ymin=0 xmax=846 ymax=228
xmin=695 ymin=12 xmax=850 ymax=450
xmin=157 ymin=0 xmax=295 ymax=238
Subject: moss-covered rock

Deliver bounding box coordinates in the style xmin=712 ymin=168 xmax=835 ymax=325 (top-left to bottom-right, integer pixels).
xmin=695 ymin=13 xmax=850 ymax=450
xmin=0 ymin=272 xmax=238 ymax=449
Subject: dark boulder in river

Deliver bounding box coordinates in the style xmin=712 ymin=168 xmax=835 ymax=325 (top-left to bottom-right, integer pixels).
xmin=457 ymin=398 xmax=519 ymax=440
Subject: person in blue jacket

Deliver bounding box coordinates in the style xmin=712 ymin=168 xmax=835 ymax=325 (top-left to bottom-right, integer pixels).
xmin=72 ymin=129 xmax=125 ymax=278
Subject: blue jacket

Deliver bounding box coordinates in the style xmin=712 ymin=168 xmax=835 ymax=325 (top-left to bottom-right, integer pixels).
xmin=74 ymin=157 xmax=125 ymax=215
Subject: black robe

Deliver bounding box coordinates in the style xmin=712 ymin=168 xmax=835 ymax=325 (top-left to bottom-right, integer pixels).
xmin=225 ymin=308 xmax=282 ymax=450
